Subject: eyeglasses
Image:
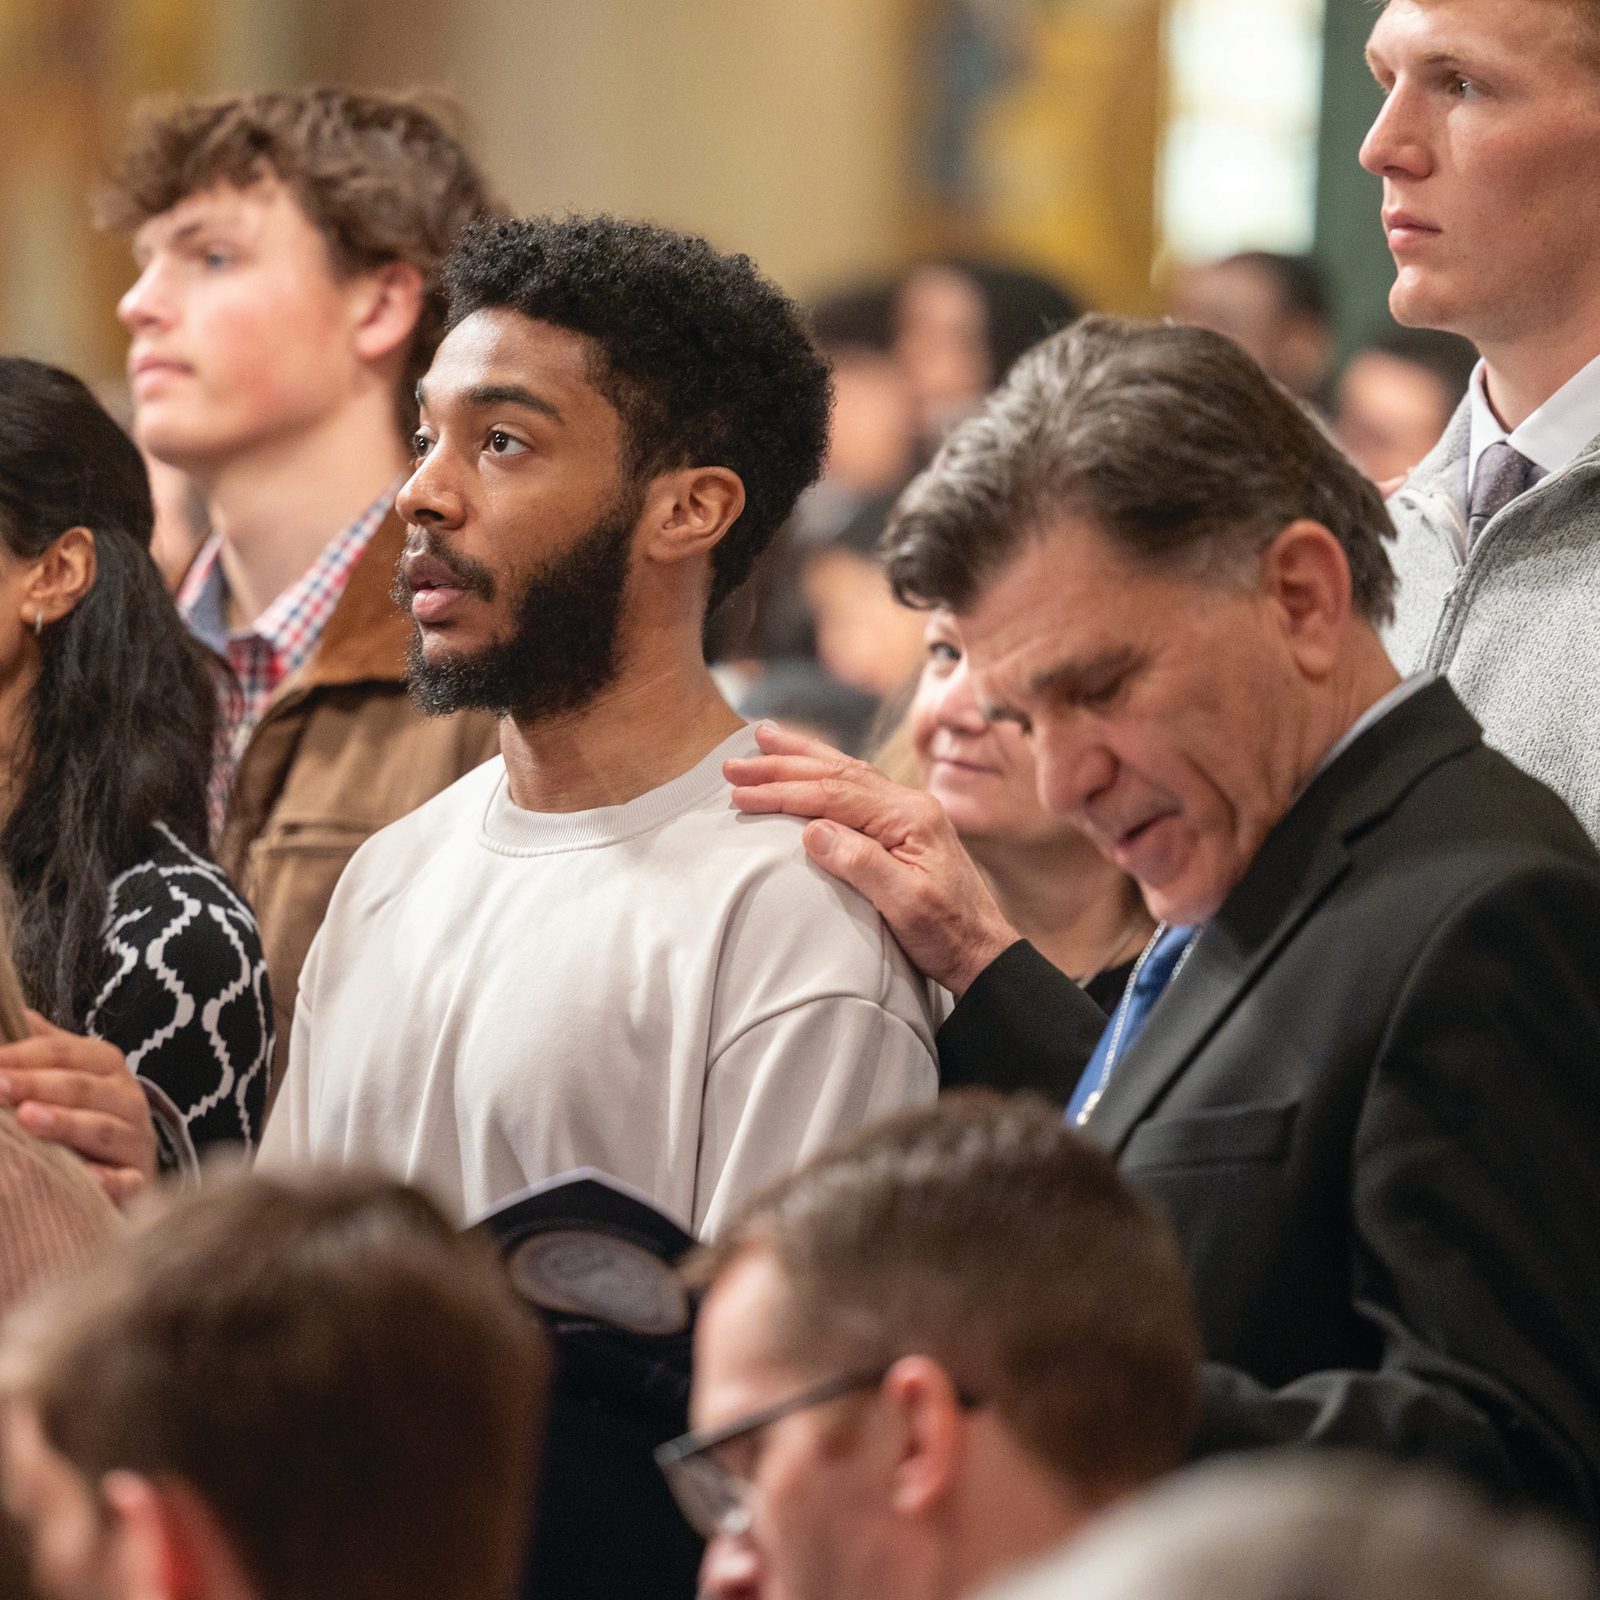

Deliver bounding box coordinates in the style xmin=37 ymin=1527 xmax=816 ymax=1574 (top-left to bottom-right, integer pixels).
xmin=654 ymin=1365 xmax=891 ymax=1541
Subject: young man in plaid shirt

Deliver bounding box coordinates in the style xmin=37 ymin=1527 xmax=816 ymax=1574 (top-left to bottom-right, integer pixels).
xmin=104 ymin=90 xmax=503 ymax=1088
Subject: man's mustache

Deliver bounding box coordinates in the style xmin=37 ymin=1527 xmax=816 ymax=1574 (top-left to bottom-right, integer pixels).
xmin=397 ymin=530 xmax=497 ymax=603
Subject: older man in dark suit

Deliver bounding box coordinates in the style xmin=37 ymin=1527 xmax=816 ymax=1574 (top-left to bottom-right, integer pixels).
xmin=725 ymin=314 xmax=1600 ymax=1533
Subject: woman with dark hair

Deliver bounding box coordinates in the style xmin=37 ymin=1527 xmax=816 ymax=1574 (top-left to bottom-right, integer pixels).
xmin=0 ymin=357 xmax=269 ymax=1197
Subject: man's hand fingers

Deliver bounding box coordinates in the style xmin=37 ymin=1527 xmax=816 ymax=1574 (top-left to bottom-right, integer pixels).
xmin=724 ymin=753 xmax=840 ymax=789
xmin=731 ymin=777 xmax=914 ymax=840
xmin=15 ymin=1101 xmax=150 ymax=1168
xmin=804 ymin=821 xmax=1018 ymax=996
xmin=724 ymin=745 xmax=860 ymax=789
xmin=727 ymin=775 xmax=844 ymax=817
xmin=802 ymin=819 xmax=916 ymax=908
xmin=727 ymin=724 xmax=861 ymax=788
xmin=751 ymin=720 xmax=841 ymax=759
xmin=734 ymin=719 xmax=1019 ymax=995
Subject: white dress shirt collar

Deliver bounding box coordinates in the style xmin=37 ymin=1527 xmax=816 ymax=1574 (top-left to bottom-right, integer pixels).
xmin=1314 ymin=673 xmax=1437 ymax=781
xmin=1467 ymin=348 xmax=1600 ymax=493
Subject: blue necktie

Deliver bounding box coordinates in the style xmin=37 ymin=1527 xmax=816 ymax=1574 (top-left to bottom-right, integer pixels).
xmin=1066 ymin=924 xmax=1197 ymax=1128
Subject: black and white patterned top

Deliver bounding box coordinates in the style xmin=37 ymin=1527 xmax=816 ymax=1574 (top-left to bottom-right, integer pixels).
xmin=83 ymin=824 xmax=272 ymax=1158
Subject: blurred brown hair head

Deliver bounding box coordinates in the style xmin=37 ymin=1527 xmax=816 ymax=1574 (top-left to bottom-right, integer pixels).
xmin=691 ymin=1092 xmax=1200 ymax=1502
xmin=99 ymin=87 xmax=495 ymax=439
xmin=0 ymin=1168 xmax=549 ymax=1600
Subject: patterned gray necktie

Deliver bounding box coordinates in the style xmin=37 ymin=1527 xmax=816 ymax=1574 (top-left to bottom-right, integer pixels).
xmin=1468 ymin=440 xmax=1546 ymax=546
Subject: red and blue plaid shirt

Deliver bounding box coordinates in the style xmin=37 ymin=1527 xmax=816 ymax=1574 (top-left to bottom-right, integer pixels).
xmin=178 ymin=486 xmax=396 ymax=835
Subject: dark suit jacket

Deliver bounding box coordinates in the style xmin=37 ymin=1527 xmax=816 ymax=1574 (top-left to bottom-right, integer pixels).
xmin=938 ymin=679 xmax=1600 ymax=1529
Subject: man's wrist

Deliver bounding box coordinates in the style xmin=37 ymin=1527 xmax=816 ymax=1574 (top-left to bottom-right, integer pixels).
xmin=944 ymin=924 xmax=1024 ymax=1000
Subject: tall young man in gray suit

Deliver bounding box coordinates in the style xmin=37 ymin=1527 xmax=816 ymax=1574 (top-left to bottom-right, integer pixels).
xmin=1361 ymin=0 xmax=1600 ymax=839
xmin=728 ymin=315 xmax=1600 ymax=1534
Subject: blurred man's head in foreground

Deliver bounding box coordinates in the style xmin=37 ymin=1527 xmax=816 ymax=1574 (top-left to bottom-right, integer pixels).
xmin=0 ymin=1169 xmax=550 ymax=1600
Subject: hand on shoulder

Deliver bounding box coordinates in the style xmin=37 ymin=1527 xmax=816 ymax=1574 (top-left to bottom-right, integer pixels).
xmin=725 ymin=722 xmax=1020 ymax=996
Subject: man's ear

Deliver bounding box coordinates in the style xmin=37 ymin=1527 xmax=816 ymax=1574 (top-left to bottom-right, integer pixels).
xmin=638 ymin=467 xmax=746 ymax=570
xmin=102 ymin=1472 xmax=247 ymax=1600
xmin=881 ymin=1355 xmax=965 ymax=1519
xmin=350 ymin=260 xmax=427 ymax=366
xmin=1258 ymin=518 xmax=1353 ymax=682
xmin=23 ymin=526 xmax=96 ymax=631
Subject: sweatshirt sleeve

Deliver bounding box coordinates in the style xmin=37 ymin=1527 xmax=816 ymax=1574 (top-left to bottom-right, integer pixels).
xmin=693 ymin=992 xmax=937 ymax=1237
xmin=256 ymin=928 xmax=320 ymax=1168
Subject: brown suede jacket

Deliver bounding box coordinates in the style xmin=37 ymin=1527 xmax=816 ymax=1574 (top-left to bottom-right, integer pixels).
xmin=212 ymin=511 xmax=500 ymax=1094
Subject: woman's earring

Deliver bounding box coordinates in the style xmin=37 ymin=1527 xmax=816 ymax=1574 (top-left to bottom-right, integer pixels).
xmin=32 ymin=610 xmax=43 ymax=639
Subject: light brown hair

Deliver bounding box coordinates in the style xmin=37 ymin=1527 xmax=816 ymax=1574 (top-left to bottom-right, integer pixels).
xmin=691 ymin=1092 xmax=1200 ymax=1502
xmin=0 ymin=1169 xmax=549 ymax=1600
xmin=99 ymin=88 xmax=494 ymax=439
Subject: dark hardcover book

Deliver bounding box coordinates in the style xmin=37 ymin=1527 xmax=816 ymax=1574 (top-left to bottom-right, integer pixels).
xmin=471 ymin=1170 xmax=705 ymax=1600
xmin=473 ymin=1167 xmax=696 ymax=1341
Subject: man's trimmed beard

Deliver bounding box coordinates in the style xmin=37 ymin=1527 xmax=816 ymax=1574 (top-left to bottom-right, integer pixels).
xmin=399 ymin=483 xmax=642 ymax=721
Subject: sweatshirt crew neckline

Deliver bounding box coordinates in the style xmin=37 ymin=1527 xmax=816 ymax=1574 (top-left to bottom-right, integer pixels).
xmin=477 ymin=724 xmax=758 ymax=856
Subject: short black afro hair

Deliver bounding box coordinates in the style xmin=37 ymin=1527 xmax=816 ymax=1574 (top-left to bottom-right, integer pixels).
xmin=442 ymin=214 xmax=833 ymax=612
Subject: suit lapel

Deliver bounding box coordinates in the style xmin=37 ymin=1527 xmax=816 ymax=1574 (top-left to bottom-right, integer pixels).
xmin=1085 ymin=822 xmax=1350 ymax=1154
xmin=1085 ymin=679 xmax=1483 ymax=1155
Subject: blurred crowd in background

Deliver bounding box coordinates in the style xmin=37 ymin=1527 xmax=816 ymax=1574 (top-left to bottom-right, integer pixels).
xmin=700 ymin=248 xmax=1476 ymax=762
xmin=1 ymin=0 xmax=1598 ymax=1595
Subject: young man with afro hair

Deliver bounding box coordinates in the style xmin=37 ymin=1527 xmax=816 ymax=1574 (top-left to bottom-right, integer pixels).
xmin=261 ymin=215 xmax=937 ymax=1234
